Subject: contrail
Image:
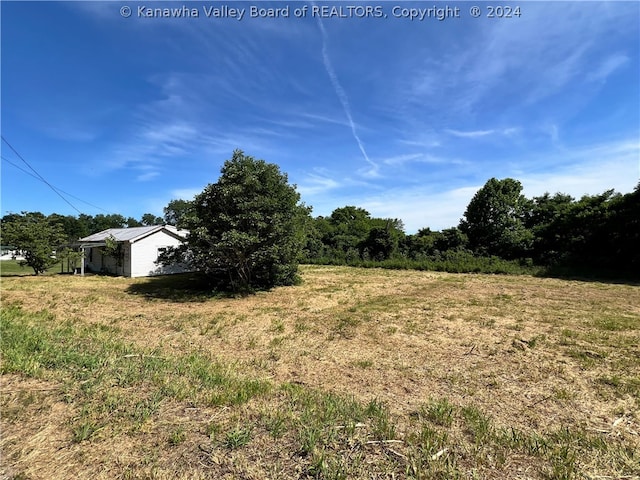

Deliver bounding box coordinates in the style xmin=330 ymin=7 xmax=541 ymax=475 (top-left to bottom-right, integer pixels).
xmin=314 ymin=11 xmax=378 ymax=177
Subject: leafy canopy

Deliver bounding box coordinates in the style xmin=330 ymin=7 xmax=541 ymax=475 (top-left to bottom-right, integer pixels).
xmin=178 ymin=150 xmax=310 ymax=292
xmin=460 ymin=178 xmax=532 ymax=259
xmin=1 ymin=212 xmax=67 ymax=274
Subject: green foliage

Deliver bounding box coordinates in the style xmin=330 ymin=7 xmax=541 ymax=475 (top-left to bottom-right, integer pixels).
xmin=141 ymin=213 xmax=164 ymax=226
xmin=85 ymin=213 xmax=129 ymax=232
xmin=306 ymin=251 xmax=539 ymax=275
xmin=360 ymin=225 xmax=395 ymax=260
xmin=0 ymin=212 xmax=67 ymax=274
xmin=460 ymin=178 xmax=532 ymax=259
xmin=179 ymin=150 xmax=310 ymax=292
xmin=102 ymin=234 xmax=125 ymax=274
xmin=527 ymin=185 xmax=639 ymax=277
xmin=163 ymin=199 xmax=193 ymax=228
xmin=304 ymin=207 xmax=405 ymax=262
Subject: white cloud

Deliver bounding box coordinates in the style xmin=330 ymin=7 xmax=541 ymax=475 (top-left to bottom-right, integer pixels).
xmin=445 ymin=129 xmax=494 ymax=139
xmin=359 ymin=185 xmax=480 ymax=233
xmin=137 ymin=171 xmax=160 ymax=182
xmin=587 ymin=53 xmax=629 ymax=83
xmin=297 ymin=174 xmax=340 ymax=196
xmin=302 ymin=137 xmax=639 ymax=233
xmin=520 ymin=139 xmax=640 ymax=199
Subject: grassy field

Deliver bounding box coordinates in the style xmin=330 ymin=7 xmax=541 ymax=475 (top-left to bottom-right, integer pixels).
xmin=1 ymin=266 xmax=639 ymax=479
xmin=0 ymin=259 xmax=64 ymax=277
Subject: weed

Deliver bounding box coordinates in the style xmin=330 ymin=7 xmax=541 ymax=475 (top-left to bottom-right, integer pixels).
xmin=298 ymin=425 xmax=323 ymax=456
xmin=294 ymin=320 xmax=308 ymax=332
xmin=271 ymin=318 xmax=285 ymax=333
xmin=353 ymin=359 xmax=373 ymax=369
xmin=593 ymin=315 xmax=638 ymax=332
xmin=206 ymin=422 xmax=222 ymax=441
xmin=168 ymin=426 xmax=186 ymax=445
xmin=269 ymin=336 xmax=285 ymax=348
xmin=224 ymin=424 xmax=253 ymax=449
xmin=462 ymin=406 xmax=492 ymax=444
xmin=424 ymin=398 xmax=455 ymax=427
xmin=72 ymin=420 xmax=102 ymax=443
xmin=366 ymin=399 xmax=396 ymax=441
xmin=333 ymin=315 xmax=362 ymax=339
xmin=264 ymin=412 xmax=289 ymax=439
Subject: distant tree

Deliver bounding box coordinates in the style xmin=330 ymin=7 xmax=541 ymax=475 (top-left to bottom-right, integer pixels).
xmin=140 ymin=213 xmax=164 ymax=226
xmin=89 ymin=214 xmax=128 ymax=233
xmin=163 ymin=199 xmax=193 ymax=228
xmin=1 ymin=212 xmax=66 ymax=274
xmin=360 ymin=225 xmax=395 ymax=260
xmin=460 ymin=178 xmax=532 ymax=258
xmin=403 ymin=228 xmax=442 ymax=258
xmin=299 ymin=215 xmax=326 ymax=260
xmin=435 ymin=227 xmax=469 ymax=252
xmin=47 ymin=213 xmax=89 ymax=242
xmin=606 ymin=183 xmax=640 ymax=274
xmin=526 ymin=192 xmax=575 ymax=264
xmin=77 ymin=214 xmax=95 ymax=237
xmin=175 ymin=150 xmax=310 ymax=291
xmin=127 ymin=217 xmax=142 ymax=228
xmin=327 ymin=206 xmax=372 ymax=254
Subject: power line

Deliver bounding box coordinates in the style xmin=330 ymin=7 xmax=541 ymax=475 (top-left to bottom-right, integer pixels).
xmin=1 ymin=155 xmax=111 ymax=213
xmin=2 ymin=135 xmax=84 ymax=215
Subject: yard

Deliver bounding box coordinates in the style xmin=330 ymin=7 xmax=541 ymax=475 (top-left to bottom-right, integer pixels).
xmin=0 ymin=259 xmax=65 ymax=277
xmin=1 ymin=266 xmax=639 ymax=479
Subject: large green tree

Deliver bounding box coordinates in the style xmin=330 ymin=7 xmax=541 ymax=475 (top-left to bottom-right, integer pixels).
xmin=179 ymin=150 xmax=310 ymax=291
xmin=1 ymin=212 xmax=67 ymax=274
xmin=460 ymin=178 xmax=532 ymax=258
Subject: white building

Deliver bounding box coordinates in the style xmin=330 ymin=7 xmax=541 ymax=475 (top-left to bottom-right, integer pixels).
xmin=78 ymin=225 xmax=190 ymax=277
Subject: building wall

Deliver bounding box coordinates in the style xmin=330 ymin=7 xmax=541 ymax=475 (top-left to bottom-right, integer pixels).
xmin=129 ymin=230 xmax=189 ymax=278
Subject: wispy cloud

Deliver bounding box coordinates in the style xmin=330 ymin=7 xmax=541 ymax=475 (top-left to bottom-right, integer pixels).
xmin=445 ymin=128 xmax=519 ymax=139
xmin=322 ymin=137 xmax=640 ymax=233
xmin=358 ymin=185 xmax=481 ymax=233
xmin=313 ymin=7 xmax=378 ymax=178
xmin=403 ymin=2 xmax=637 ymax=121
xmin=137 ymin=171 xmax=160 ymax=182
xmin=587 ymin=53 xmax=629 ymax=83
xmin=445 ymin=129 xmax=493 ymax=139
xmin=381 ymin=153 xmax=465 ymax=167
xmin=297 ymin=173 xmax=341 ymax=196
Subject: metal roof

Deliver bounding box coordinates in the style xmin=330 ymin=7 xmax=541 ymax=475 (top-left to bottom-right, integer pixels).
xmin=79 ymin=225 xmax=187 ymax=243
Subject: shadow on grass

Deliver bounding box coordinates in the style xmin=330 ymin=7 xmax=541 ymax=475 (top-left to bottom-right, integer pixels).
xmin=125 ymin=272 xmax=236 ymax=302
xmin=536 ymin=265 xmax=640 ymax=286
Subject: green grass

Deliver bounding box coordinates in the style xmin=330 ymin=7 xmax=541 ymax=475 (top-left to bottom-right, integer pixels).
xmin=0 ymin=303 xmax=271 ymax=441
xmin=0 ymin=259 xmax=63 ymax=276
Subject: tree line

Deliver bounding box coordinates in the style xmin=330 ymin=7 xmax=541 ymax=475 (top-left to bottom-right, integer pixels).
xmin=304 ymin=177 xmax=638 ymax=278
xmin=1 ymin=150 xmax=638 ymax=284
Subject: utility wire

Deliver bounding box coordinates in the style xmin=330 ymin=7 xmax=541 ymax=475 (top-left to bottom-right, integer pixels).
xmin=2 ymin=135 xmax=83 ymax=214
xmin=1 ymin=155 xmax=111 ymax=213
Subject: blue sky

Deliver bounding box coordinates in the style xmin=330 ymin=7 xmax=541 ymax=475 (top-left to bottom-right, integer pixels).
xmin=2 ymin=1 xmax=639 ymax=232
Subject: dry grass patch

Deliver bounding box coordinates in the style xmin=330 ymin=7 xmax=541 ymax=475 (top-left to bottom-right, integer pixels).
xmin=1 ymin=265 xmax=639 ymax=479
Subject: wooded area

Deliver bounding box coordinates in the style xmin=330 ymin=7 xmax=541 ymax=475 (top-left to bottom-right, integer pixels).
xmin=2 ymin=160 xmax=638 ymax=281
